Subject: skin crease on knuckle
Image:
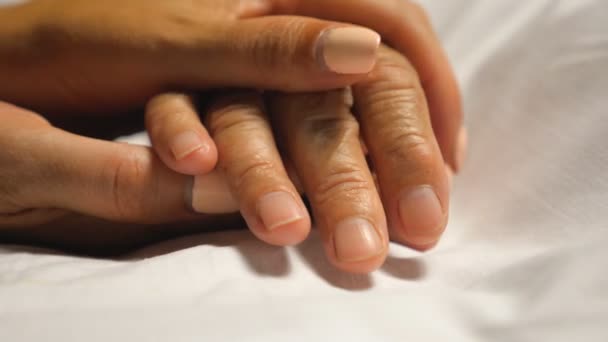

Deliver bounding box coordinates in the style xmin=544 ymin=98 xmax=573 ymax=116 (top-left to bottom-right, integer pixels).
xmin=244 ymin=18 xmax=304 ymax=79
xmin=207 ymin=100 xmax=268 ymax=136
xmin=206 ymin=98 xmax=289 ymax=194
xmin=311 ymin=165 xmax=373 ymax=212
xmin=291 ymin=98 xmax=376 ymax=220
xmin=355 ymin=48 xmax=435 ymax=167
xmin=229 ymin=155 xmax=280 ymax=193
xmin=362 ymin=88 xmax=434 ymax=166
xmin=105 ymin=150 xmax=152 ymax=222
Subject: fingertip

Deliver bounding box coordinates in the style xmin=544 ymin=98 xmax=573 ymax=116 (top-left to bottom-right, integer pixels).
xmin=146 ymin=93 xmax=218 ymax=176
xmin=325 ymin=217 xmax=388 ymax=274
xmin=170 ymin=142 xmax=218 ymax=175
xmin=329 ymin=250 xmax=387 ymax=274
xmin=249 ymin=213 xmax=312 ymax=247
xmin=225 ymin=18 xmax=380 ymax=92
xmin=164 ymin=129 xmax=218 ymax=175
xmin=248 ymin=191 xmax=312 ymax=246
xmin=407 ymin=240 xmax=439 ymax=252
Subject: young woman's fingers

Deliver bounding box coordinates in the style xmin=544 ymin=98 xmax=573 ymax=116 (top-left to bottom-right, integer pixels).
xmin=2 ymin=3 xmax=382 ymax=117
xmin=264 ymin=0 xmax=464 ymax=171
xmin=353 ymin=46 xmax=450 ymax=250
xmin=145 ymin=92 xmax=218 ymax=175
xmin=0 ymin=101 xmax=238 ymax=223
xmin=174 ymin=16 xmax=381 ymax=92
xmin=204 ymin=92 xmax=311 ymax=246
xmin=270 ymin=89 xmax=388 ymax=274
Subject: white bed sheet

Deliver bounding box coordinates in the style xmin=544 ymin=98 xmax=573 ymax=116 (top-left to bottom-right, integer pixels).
xmin=1 ymin=0 xmax=607 ymax=341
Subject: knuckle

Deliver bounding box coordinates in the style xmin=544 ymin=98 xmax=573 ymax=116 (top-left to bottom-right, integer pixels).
xmin=358 ymin=86 xmax=435 ymax=167
xmin=208 ymin=103 xmax=267 ymax=137
xmin=105 ymin=151 xmax=150 ymax=221
xmin=247 ymin=18 xmax=305 ymax=70
xmin=383 ymin=130 xmax=435 ymax=168
xmin=312 ymin=167 xmax=372 ymax=207
xmin=230 ymin=157 xmax=278 ymax=190
xmin=370 ymin=51 xmax=420 ymax=86
xmin=302 ymin=113 xmax=360 ymax=148
xmin=362 ymin=85 xmax=422 ymax=116
xmin=360 ymin=84 xmax=430 ymax=133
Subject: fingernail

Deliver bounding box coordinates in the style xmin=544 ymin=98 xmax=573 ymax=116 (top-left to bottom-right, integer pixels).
xmin=257 ymin=192 xmax=305 ymax=231
xmin=170 ymin=131 xmax=207 ymax=160
xmin=190 ymin=171 xmax=239 ymax=214
xmin=455 ymin=127 xmax=468 ymax=171
xmin=334 ymin=218 xmax=384 ymax=262
xmin=399 ymin=186 xmax=444 ymax=244
xmin=317 ymin=26 xmax=380 ymax=74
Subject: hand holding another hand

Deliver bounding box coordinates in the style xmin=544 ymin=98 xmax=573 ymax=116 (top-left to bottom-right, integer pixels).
xmin=0 ymin=0 xmax=466 ymax=273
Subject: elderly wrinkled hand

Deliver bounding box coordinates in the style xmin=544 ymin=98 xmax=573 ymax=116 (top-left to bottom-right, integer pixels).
xmin=0 ymin=0 xmax=466 ymax=273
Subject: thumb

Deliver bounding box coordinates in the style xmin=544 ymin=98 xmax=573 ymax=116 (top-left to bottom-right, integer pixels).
xmin=178 ymin=17 xmax=381 ymax=91
xmin=1 ymin=114 xmax=238 ymax=223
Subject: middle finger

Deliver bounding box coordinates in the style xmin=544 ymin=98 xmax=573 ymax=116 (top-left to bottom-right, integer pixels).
xmin=270 ymin=89 xmax=388 ymax=274
xmin=205 ymin=92 xmax=311 ymax=246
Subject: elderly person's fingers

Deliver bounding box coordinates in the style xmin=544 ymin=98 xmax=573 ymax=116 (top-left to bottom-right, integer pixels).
xmin=353 ymin=46 xmax=450 ymax=250
xmin=264 ymin=0 xmax=465 ymax=171
xmin=145 ymin=93 xmax=218 ymax=175
xmin=1 ymin=0 xmax=381 ymax=116
xmin=203 ymin=92 xmax=311 ymax=246
xmin=0 ymin=101 xmax=239 ymax=229
xmin=270 ymin=89 xmax=388 ymax=274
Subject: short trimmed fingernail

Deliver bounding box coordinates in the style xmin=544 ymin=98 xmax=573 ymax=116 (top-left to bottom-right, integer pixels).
xmin=170 ymin=131 xmax=206 ymax=160
xmin=334 ymin=218 xmax=383 ymax=262
xmin=317 ymin=26 xmax=380 ymax=74
xmin=455 ymin=127 xmax=468 ymax=171
xmin=399 ymin=186 xmax=444 ymax=244
xmin=257 ymin=192 xmax=305 ymax=231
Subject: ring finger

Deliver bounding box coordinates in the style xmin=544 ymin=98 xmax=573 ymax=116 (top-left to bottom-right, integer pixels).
xmin=270 ymin=89 xmax=388 ymax=273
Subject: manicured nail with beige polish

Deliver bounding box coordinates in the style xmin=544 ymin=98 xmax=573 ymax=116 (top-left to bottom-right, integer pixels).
xmin=189 ymin=171 xmax=239 ymax=214
xmin=399 ymin=186 xmax=444 ymax=244
xmin=170 ymin=131 xmax=207 ymax=160
xmin=257 ymin=191 xmax=305 ymax=231
xmin=333 ymin=218 xmax=384 ymax=262
xmin=317 ymin=26 xmax=381 ymax=74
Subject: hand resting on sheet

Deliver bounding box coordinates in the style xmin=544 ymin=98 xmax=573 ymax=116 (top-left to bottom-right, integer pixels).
xmin=0 ymin=0 xmax=465 ymax=273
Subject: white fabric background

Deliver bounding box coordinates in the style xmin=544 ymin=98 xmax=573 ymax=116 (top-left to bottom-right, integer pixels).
xmin=1 ymin=0 xmax=607 ymax=341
